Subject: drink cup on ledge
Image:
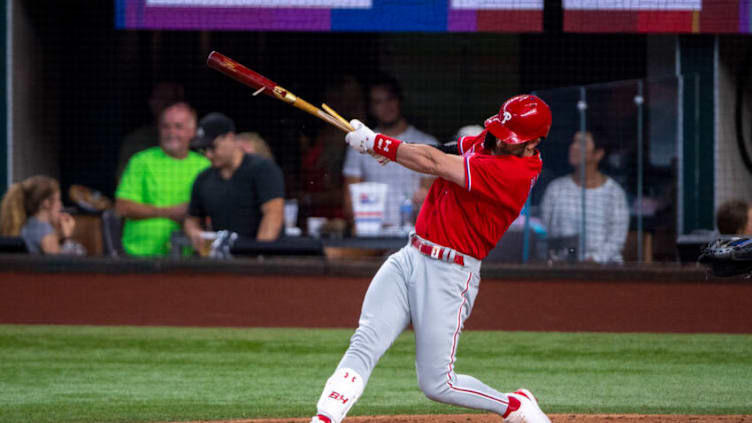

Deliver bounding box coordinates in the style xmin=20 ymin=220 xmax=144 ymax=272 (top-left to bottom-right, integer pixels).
xmin=198 ymin=231 xmax=218 ymax=257
xmin=349 ymin=182 xmax=388 ymax=237
xmin=307 ymin=217 xmax=327 ymax=238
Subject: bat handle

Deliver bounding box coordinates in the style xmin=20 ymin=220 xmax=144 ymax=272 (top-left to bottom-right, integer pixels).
xmin=321 ymin=103 xmax=355 ymax=132
xmin=290 ymin=97 xmax=352 ymax=133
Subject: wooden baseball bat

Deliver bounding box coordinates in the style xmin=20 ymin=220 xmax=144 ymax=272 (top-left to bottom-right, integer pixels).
xmin=322 ymin=103 xmax=355 ymax=131
xmin=207 ymin=51 xmax=351 ymax=133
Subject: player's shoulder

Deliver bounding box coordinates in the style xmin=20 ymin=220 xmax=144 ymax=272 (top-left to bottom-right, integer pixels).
xmin=469 ymin=154 xmax=532 ymax=181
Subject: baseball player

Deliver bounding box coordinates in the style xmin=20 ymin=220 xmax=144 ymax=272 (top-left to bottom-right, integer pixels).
xmin=310 ymin=95 xmax=553 ymax=423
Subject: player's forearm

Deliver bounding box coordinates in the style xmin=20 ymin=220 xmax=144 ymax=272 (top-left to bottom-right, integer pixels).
xmin=346 ymin=123 xmax=462 ymax=186
xmin=394 ymin=143 xmax=465 ymax=186
xmin=394 ymin=143 xmax=444 ymax=176
xmin=429 ymin=143 xmax=459 ymax=155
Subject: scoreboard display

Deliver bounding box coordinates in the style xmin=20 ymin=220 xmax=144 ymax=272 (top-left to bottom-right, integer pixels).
xmin=115 ymin=0 xmax=544 ymax=32
xmin=563 ymin=0 xmax=751 ymax=33
xmin=116 ymin=0 xmax=749 ymax=33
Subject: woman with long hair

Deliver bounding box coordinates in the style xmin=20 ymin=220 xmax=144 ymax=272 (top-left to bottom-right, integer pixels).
xmin=0 ymin=175 xmax=79 ymax=254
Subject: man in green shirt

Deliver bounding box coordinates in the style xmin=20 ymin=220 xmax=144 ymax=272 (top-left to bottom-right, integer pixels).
xmin=115 ymin=102 xmax=210 ymax=256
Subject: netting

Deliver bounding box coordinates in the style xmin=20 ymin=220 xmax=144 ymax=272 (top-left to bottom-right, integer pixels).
xmin=0 ymin=0 xmax=750 ymax=263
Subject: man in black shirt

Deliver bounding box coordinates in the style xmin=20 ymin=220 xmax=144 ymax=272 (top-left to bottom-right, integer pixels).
xmin=185 ymin=113 xmax=284 ymax=250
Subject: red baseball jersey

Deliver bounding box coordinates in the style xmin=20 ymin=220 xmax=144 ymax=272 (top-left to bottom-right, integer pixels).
xmin=414 ymin=130 xmax=542 ymax=260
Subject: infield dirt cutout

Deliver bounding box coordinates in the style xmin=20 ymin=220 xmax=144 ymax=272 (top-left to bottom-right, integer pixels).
xmin=177 ymin=414 xmax=752 ymax=422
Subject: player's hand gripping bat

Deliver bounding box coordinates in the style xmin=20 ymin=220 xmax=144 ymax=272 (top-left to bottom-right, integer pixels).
xmin=206 ymin=51 xmax=389 ymax=165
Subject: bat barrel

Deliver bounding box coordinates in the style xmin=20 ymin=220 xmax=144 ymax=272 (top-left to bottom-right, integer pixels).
xmin=207 ymin=51 xmax=277 ymax=99
xmin=206 ymin=51 xmax=353 ymax=133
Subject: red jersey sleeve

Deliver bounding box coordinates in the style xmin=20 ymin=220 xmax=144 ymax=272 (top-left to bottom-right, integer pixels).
xmin=457 ymin=136 xmax=474 ymax=155
xmin=464 ymin=153 xmax=541 ymax=204
xmin=457 ymin=129 xmax=487 ymax=156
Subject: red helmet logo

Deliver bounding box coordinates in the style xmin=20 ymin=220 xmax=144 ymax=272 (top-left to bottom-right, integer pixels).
xmin=484 ymin=94 xmax=552 ymax=145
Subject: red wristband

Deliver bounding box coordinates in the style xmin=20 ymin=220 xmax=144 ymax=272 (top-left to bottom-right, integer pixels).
xmin=372 ymin=134 xmax=401 ymax=161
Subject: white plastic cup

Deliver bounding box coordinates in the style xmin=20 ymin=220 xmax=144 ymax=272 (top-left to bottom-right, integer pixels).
xmin=307 ymin=217 xmax=327 ymax=238
xmin=348 ymin=182 xmax=388 ymax=237
xmin=198 ymin=231 xmax=218 ymax=257
xmin=284 ymin=199 xmax=298 ymax=228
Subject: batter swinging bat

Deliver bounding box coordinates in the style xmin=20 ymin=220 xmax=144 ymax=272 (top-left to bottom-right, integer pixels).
xmin=206 ymin=51 xmax=352 ymax=133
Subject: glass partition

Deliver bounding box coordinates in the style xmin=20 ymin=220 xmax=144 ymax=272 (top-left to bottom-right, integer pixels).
xmin=522 ymin=75 xmax=695 ymax=264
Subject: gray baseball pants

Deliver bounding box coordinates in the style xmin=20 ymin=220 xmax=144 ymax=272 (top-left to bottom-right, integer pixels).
xmin=336 ymin=234 xmax=512 ymax=415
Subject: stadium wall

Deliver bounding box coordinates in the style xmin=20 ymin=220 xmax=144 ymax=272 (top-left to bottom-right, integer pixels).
xmin=0 ymin=268 xmax=750 ymax=333
xmin=9 ymin=0 xmax=59 ymax=183
xmin=1 ymin=1 xmax=7 ymax=195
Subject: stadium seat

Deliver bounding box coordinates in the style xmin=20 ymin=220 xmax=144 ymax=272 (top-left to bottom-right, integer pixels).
xmin=0 ymin=236 xmax=27 ymax=254
xmin=100 ymin=209 xmax=125 ymax=258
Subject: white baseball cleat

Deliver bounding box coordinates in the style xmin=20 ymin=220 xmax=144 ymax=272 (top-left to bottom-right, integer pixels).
xmin=310 ymin=415 xmax=332 ymax=423
xmin=503 ymin=388 xmax=551 ymax=423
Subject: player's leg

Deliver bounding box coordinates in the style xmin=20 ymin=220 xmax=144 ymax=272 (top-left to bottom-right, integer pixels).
xmin=313 ymin=249 xmax=412 ymax=423
xmin=409 ymin=253 xmax=516 ymax=417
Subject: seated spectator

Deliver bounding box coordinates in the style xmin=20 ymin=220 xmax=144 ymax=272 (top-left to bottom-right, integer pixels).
xmin=0 ymin=175 xmax=83 ymax=254
xmin=236 ymin=132 xmax=275 ymax=162
xmin=343 ymin=73 xmax=437 ymax=231
xmin=116 ymin=82 xmax=185 ymax=180
xmin=540 ymin=131 xmax=629 ymax=263
xmin=716 ymin=199 xmax=752 ymax=235
xmin=184 ymin=113 xmax=285 ymax=251
xmin=115 ymin=101 xmax=210 ymax=257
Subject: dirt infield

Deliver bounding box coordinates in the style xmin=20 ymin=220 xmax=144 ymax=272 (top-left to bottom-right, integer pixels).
xmin=174 ymin=413 xmax=752 ymax=422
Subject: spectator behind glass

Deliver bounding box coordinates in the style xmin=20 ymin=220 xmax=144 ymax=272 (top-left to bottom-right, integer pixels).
xmin=540 ymin=131 xmax=629 ymax=263
xmin=0 ymin=175 xmax=82 ymax=254
xmin=301 ymin=75 xmax=365 ymax=219
xmin=236 ymin=131 xmax=275 ymax=162
xmin=115 ymin=102 xmax=210 ymax=257
xmin=716 ymin=199 xmax=752 ymax=235
xmin=185 ymin=113 xmax=285 ymax=251
xmin=116 ymin=82 xmax=185 ymax=180
xmin=343 ymin=73 xmax=437 ymax=231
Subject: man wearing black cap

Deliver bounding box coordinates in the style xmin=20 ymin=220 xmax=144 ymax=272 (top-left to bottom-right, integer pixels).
xmin=184 ymin=113 xmax=285 ymax=250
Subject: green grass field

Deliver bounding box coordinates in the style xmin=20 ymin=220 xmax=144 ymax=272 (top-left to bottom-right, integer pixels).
xmin=1 ymin=325 xmax=751 ymax=423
